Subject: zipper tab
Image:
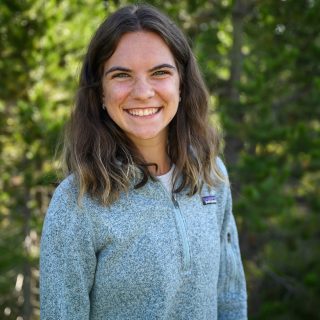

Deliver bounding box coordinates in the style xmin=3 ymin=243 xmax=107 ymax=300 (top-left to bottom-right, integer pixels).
xmin=171 ymin=193 xmax=179 ymax=208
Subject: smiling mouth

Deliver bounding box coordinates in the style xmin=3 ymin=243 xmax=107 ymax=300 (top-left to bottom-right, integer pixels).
xmin=125 ymin=107 xmax=162 ymax=117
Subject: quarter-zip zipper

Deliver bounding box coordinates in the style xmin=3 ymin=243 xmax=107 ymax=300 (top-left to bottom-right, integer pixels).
xmin=157 ymin=182 xmax=192 ymax=271
xmin=171 ymin=193 xmax=192 ymax=271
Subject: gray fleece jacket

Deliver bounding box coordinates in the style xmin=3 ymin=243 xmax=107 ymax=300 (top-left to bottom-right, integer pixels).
xmin=40 ymin=160 xmax=247 ymax=319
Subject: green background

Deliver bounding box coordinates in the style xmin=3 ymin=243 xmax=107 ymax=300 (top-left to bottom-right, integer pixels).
xmin=1 ymin=0 xmax=319 ymax=319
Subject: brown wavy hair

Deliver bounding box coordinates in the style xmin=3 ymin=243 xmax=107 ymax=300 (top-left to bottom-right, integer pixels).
xmin=63 ymin=4 xmax=225 ymax=205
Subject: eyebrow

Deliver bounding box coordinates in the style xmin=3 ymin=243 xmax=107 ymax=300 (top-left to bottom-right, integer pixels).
xmin=104 ymin=66 xmax=131 ymax=76
xmin=104 ymin=63 xmax=176 ymax=76
xmin=149 ymin=63 xmax=176 ymax=72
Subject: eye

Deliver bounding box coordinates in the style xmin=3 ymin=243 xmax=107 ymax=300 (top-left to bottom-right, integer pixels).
xmin=111 ymin=72 xmax=130 ymax=79
xmin=152 ymin=69 xmax=171 ymax=77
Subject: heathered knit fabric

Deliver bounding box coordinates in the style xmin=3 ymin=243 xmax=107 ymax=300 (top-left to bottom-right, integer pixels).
xmin=40 ymin=160 xmax=247 ymax=319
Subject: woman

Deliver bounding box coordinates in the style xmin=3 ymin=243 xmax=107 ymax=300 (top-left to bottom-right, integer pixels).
xmin=40 ymin=4 xmax=247 ymax=320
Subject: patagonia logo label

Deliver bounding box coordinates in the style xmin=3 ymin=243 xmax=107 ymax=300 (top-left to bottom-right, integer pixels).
xmin=202 ymin=195 xmax=217 ymax=205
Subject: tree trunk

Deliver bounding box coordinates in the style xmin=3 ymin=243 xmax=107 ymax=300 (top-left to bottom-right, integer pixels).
xmin=225 ymin=0 xmax=251 ymax=167
xmin=229 ymin=0 xmax=247 ymax=103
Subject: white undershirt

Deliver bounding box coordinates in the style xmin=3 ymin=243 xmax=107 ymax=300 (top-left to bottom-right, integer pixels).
xmin=157 ymin=165 xmax=175 ymax=194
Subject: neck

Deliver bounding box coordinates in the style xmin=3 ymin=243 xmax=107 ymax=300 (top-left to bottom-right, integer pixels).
xmin=141 ymin=144 xmax=171 ymax=176
xmin=130 ymin=136 xmax=171 ymax=176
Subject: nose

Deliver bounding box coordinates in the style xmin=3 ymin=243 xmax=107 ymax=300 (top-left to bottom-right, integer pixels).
xmin=131 ymin=77 xmax=155 ymax=100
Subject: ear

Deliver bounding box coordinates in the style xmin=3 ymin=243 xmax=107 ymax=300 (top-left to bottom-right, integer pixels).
xmin=101 ymin=95 xmax=106 ymax=110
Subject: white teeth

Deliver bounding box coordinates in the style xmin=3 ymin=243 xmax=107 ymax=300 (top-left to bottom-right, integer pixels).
xmin=127 ymin=108 xmax=159 ymax=117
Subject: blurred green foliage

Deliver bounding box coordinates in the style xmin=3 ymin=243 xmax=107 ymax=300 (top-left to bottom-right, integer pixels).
xmin=0 ymin=0 xmax=319 ymax=319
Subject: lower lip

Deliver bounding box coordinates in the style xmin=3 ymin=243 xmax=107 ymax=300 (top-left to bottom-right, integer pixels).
xmin=125 ymin=108 xmax=162 ymax=119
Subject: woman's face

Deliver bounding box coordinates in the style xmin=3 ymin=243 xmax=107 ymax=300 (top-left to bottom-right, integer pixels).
xmin=102 ymin=31 xmax=180 ymax=147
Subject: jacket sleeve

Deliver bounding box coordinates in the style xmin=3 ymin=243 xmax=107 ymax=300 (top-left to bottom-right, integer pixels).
xmin=217 ymin=165 xmax=247 ymax=319
xmin=40 ymin=181 xmax=97 ymax=320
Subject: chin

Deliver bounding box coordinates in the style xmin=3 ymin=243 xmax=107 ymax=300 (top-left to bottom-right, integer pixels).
xmin=129 ymin=130 xmax=165 ymax=142
xmin=135 ymin=133 xmax=160 ymax=140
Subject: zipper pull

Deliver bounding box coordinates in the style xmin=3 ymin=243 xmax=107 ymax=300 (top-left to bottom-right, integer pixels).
xmin=172 ymin=193 xmax=179 ymax=208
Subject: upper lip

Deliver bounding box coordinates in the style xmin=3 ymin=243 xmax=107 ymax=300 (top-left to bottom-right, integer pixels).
xmin=123 ymin=107 xmax=161 ymax=111
xmin=124 ymin=106 xmax=161 ymax=110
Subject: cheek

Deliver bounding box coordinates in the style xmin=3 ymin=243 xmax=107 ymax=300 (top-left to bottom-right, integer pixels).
xmin=103 ymin=84 xmax=130 ymax=106
xmin=158 ymin=80 xmax=180 ymax=102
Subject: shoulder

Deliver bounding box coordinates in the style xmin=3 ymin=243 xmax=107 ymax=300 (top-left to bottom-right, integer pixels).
xmin=215 ymin=156 xmax=229 ymax=179
xmin=50 ymin=174 xmax=78 ymax=205
xmin=49 ymin=174 xmax=103 ymax=214
xmin=212 ymin=156 xmax=230 ymax=197
xmin=44 ymin=175 xmax=84 ymax=228
xmin=212 ymin=157 xmax=231 ymax=207
xmin=43 ymin=175 xmax=98 ymax=241
xmin=41 ymin=176 xmax=98 ymax=257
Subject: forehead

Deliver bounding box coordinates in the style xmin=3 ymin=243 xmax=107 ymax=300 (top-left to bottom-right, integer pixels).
xmin=104 ymin=31 xmax=176 ymax=68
